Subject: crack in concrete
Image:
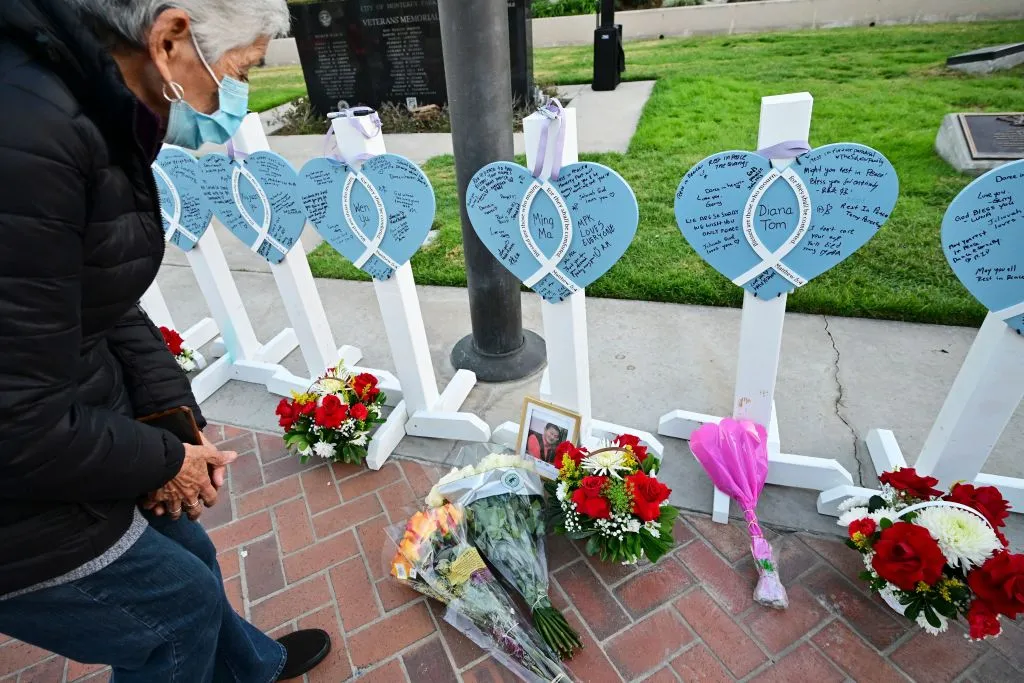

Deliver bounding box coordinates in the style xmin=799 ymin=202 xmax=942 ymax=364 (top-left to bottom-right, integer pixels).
xmin=823 ymin=315 xmax=866 ymax=486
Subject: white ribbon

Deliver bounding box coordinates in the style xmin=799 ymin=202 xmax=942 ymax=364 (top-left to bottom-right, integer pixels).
xmin=231 ymin=163 xmax=291 ymax=256
xmin=342 ymin=171 xmax=399 ymax=270
xmin=731 ymin=167 xmax=812 ymax=288
xmin=518 ymin=181 xmax=579 ymax=294
xmin=152 ymin=162 xmax=199 ymax=244
xmin=994 ymin=300 xmax=1024 ymax=322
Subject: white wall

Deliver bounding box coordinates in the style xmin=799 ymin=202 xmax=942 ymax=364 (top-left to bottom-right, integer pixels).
xmin=264 ymin=0 xmax=1024 ymax=66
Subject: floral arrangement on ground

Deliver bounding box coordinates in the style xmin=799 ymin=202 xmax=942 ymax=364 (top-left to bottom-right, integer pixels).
xmin=275 ymin=364 xmax=386 ymax=465
xmin=546 ymin=434 xmax=678 ymax=565
xmin=160 ymin=326 xmax=200 ymax=373
xmin=839 ymin=466 xmax=1021 ymax=639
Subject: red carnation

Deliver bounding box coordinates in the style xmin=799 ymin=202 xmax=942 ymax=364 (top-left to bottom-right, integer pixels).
xmin=848 ymin=517 xmax=877 ymax=541
xmin=352 ymin=373 xmax=380 ymax=402
xmin=966 ymin=600 xmax=1002 ymax=640
xmin=968 ymin=551 xmax=1024 ymax=619
xmin=625 ymin=470 xmax=671 ymax=522
xmin=870 ymin=522 xmax=945 ymax=591
xmin=276 ymin=399 xmax=298 ymax=430
xmin=945 ymin=483 xmax=1011 ymax=530
xmin=554 ymin=442 xmax=586 ymax=470
xmin=315 ymin=395 xmax=348 ymax=429
xmin=614 ymin=433 xmax=649 ymax=463
xmin=350 ymin=403 xmax=369 ymax=421
xmin=572 ymin=476 xmax=611 ymax=519
xmin=879 ymin=468 xmax=942 ymax=500
xmin=160 ymin=326 xmax=184 ymax=356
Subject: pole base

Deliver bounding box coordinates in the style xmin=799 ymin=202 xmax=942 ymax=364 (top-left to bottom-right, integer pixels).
xmin=450 ymin=330 xmax=546 ymax=383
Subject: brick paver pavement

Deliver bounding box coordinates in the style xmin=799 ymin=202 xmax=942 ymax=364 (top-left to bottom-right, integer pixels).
xmin=2 ymin=423 xmax=1022 ymax=682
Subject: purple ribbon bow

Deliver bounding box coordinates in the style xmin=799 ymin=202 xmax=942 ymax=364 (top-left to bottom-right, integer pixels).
xmin=325 ymin=106 xmax=383 ymax=167
xmin=531 ymin=98 xmax=567 ymax=181
xmin=754 ymin=140 xmax=811 ymax=161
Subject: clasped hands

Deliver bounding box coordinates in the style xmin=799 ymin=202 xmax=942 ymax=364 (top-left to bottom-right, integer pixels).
xmin=142 ymin=434 xmax=238 ymax=521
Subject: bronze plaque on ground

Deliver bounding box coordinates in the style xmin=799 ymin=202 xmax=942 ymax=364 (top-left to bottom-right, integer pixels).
xmin=958 ymin=113 xmax=1024 ymax=160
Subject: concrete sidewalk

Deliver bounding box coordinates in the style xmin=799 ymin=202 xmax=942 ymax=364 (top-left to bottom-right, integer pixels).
xmin=154 ymin=263 xmax=1024 ymax=542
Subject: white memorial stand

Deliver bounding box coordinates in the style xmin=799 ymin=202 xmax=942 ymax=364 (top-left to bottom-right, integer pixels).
xmin=139 ymin=281 xmax=217 ymax=367
xmin=657 ymin=93 xmax=854 ymax=523
xmin=818 ymin=313 xmax=1024 ymax=514
xmin=490 ymin=108 xmax=663 ymax=455
xmin=328 ymin=113 xmax=490 ymax=468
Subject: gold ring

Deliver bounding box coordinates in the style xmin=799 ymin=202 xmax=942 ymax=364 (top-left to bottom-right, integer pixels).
xmin=169 ymin=507 xmax=182 ymax=515
xmin=184 ymin=499 xmax=201 ymax=509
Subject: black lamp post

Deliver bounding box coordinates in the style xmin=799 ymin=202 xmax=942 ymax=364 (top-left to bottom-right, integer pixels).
xmin=437 ymin=0 xmax=546 ymax=382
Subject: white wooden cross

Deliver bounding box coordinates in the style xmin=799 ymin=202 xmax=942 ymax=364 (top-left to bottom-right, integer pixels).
xmin=657 ymin=93 xmax=854 ymax=523
xmin=819 ymin=313 xmax=1024 ymax=515
xmin=490 ymin=107 xmax=664 ymax=456
xmin=328 ymin=113 xmax=491 ymax=468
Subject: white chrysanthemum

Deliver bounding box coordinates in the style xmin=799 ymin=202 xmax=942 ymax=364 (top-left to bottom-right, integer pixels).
xmin=916 ymin=611 xmax=949 ymax=635
xmin=644 ymin=520 xmax=661 ymax=539
xmin=313 ymin=441 xmax=336 ymax=459
xmin=555 ymin=481 xmax=569 ymax=502
xmin=625 ymin=518 xmax=641 ymax=534
xmin=837 ymin=496 xmax=871 ymax=513
xmin=318 ymin=378 xmax=345 ymax=395
xmin=582 ymin=450 xmax=630 ymax=478
xmin=299 ymin=444 xmax=313 ymax=457
xmin=837 ymin=507 xmax=900 ymax=528
xmin=351 ymin=432 xmax=369 ymax=447
xmin=916 ymin=506 xmax=1000 ymax=570
xmin=176 ymin=354 xmax=196 ymax=372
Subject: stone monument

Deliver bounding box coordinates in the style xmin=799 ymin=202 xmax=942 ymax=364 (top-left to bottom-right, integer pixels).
xmin=936 ymin=112 xmax=1024 ymax=176
xmin=290 ymin=0 xmax=534 ymax=117
xmin=947 ymin=42 xmax=1024 ymax=74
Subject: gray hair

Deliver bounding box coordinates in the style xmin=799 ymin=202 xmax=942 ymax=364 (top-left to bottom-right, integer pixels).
xmin=65 ymin=0 xmax=291 ymax=63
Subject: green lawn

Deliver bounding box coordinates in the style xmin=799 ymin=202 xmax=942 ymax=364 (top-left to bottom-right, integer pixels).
xmin=250 ymin=66 xmax=307 ymax=113
xmin=270 ymin=22 xmax=1024 ymax=326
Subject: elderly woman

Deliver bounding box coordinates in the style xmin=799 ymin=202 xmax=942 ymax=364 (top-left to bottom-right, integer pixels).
xmin=0 ymin=1 xmax=330 ymax=680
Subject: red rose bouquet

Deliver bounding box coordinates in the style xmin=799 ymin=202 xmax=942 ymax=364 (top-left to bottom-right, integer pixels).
xmin=547 ymin=434 xmax=678 ymax=565
xmin=159 ymin=326 xmax=203 ymax=373
xmin=275 ymin=364 xmax=386 ymax=466
xmin=840 ymin=467 xmax=1021 ymax=639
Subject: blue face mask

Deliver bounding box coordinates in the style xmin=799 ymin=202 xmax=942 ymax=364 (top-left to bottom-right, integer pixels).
xmin=163 ymin=33 xmax=249 ymax=149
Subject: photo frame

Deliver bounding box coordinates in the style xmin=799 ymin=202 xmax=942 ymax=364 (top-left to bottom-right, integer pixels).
xmin=516 ymin=397 xmax=582 ymax=464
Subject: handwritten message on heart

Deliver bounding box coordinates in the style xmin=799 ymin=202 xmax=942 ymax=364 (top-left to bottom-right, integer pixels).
xmin=465 ymin=161 xmax=639 ymax=303
xmin=675 ymin=144 xmax=899 ymax=299
xmin=941 ymin=159 xmax=1024 ymax=333
xmin=297 ymin=153 xmax=436 ymax=281
xmin=152 ymin=146 xmax=212 ymax=252
xmin=198 ymin=151 xmax=306 ymax=264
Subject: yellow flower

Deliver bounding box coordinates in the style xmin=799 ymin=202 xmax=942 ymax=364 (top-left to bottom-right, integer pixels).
xmin=915 ymin=581 xmax=930 ymax=593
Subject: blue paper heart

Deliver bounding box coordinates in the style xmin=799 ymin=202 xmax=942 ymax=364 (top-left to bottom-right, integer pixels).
xmin=297 ymin=153 xmax=436 ymax=281
xmin=941 ymin=159 xmax=1024 ymax=333
xmin=198 ymin=151 xmax=306 ymax=264
xmin=675 ymin=143 xmax=899 ymax=299
xmin=152 ymin=146 xmax=212 ymax=252
xmin=465 ymin=161 xmax=639 ymax=303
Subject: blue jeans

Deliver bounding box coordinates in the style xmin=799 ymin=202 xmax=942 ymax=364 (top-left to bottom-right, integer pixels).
xmin=0 ymin=514 xmax=285 ymax=683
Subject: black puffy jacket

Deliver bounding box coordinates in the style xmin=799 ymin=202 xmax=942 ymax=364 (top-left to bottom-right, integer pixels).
xmin=0 ymin=0 xmax=206 ymax=596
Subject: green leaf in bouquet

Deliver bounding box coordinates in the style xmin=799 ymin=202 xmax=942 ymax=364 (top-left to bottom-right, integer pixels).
xmin=867 ymin=495 xmax=886 ymax=513
xmin=858 ymin=570 xmax=874 ymax=582
xmin=879 ymin=518 xmax=893 ymax=530
xmin=904 ymin=600 xmax=921 ymax=621
xmin=933 ymin=599 xmax=957 ymax=619
xmin=923 ymin=605 xmax=941 ymax=628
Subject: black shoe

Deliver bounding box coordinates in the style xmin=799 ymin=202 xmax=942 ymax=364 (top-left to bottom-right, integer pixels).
xmin=275 ymin=628 xmax=332 ymax=681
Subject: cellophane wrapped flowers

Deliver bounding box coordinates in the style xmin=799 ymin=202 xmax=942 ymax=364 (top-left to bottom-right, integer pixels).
xmin=547 ymin=434 xmax=678 ymax=565
xmin=426 ymin=449 xmax=582 ymax=659
xmin=388 ymin=504 xmax=568 ymax=682
xmin=275 ymin=364 xmax=386 ymax=466
xmin=840 ymin=467 xmax=1022 ymax=639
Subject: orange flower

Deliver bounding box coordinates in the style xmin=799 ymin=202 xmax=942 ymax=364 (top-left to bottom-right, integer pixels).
xmin=391 ymin=555 xmax=414 ymax=579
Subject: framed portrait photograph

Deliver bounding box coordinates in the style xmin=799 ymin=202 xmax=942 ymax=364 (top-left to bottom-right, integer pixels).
xmin=516 ymin=397 xmax=582 ymax=464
